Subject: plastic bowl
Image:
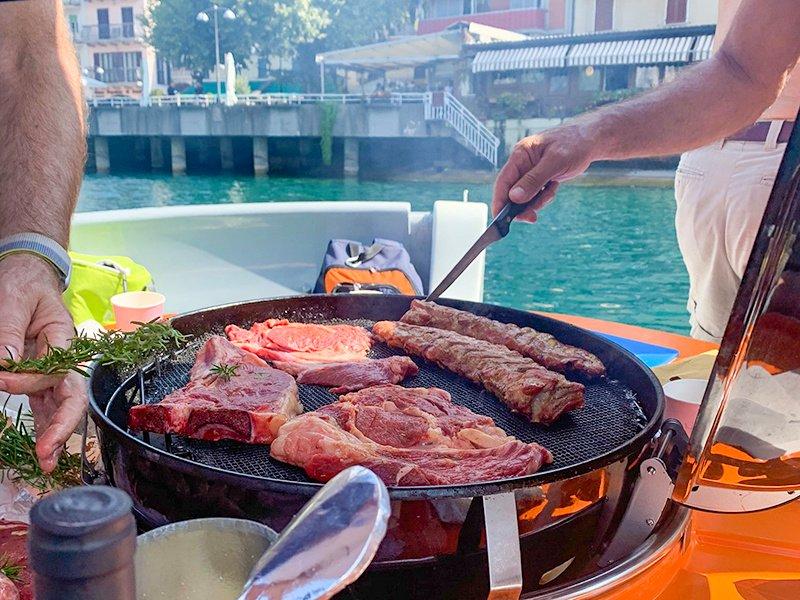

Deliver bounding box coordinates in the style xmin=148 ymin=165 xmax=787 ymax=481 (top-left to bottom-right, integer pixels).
xmin=662 ymin=378 xmax=707 ymax=434
xmin=135 ymin=518 xmax=277 ymax=600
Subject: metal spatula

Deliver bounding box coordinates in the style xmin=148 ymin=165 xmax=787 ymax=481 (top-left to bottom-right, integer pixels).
xmin=426 ymin=186 xmax=550 ymax=301
xmin=237 ymin=466 xmax=390 ymax=600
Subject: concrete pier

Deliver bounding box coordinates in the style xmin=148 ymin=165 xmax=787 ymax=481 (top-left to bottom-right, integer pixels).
xmin=253 ymin=137 xmax=269 ymax=176
xmin=170 ymin=137 xmax=186 ymax=174
xmin=220 ymin=137 xmax=234 ymax=171
xmin=150 ymin=137 xmax=164 ymax=170
xmin=94 ymin=137 xmax=110 ymax=174
xmin=344 ymin=138 xmax=359 ymax=178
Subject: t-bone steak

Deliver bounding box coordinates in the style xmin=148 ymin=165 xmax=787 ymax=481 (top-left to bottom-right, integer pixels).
xmin=128 ymin=336 xmax=301 ymax=443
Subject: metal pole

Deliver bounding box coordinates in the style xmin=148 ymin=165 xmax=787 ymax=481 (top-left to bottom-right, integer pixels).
xmin=213 ymin=5 xmax=221 ymax=102
xmin=320 ymin=61 xmax=325 ymax=95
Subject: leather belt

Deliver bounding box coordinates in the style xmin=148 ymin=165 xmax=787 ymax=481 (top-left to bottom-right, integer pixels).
xmin=726 ymin=120 xmax=795 ymax=144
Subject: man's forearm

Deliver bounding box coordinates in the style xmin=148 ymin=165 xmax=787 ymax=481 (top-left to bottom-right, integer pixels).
xmin=0 ymin=0 xmax=86 ymax=248
xmin=576 ymin=53 xmax=781 ymax=163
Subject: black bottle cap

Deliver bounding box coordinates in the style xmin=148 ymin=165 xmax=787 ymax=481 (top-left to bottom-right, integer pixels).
xmin=28 ymin=486 xmax=136 ymax=581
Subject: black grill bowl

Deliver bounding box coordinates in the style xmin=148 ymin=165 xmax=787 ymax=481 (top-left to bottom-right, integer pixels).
xmin=89 ymin=294 xmax=664 ymax=597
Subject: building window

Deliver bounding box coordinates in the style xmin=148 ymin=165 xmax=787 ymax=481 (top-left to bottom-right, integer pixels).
xmin=430 ymin=0 xmax=463 ymax=18
xmin=604 ymin=65 xmax=628 ymax=90
xmin=94 ymin=51 xmax=142 ymax=83
xmin=121 ymin=7 xmax=134 ymax=38
xmin=156 ymin=55 xmax=171 ymax=86
xmin=492 ymin=71 xmax=517 ymax=85
xmin=520 ymin=70 xmax=546 ymax=84
xmin=96 ymin=8 xmax=110 ymax=39
xmin=666 ymin=0 xmax=687 ymax=24
xmin=594 ymin=0 xmax=613 ymax=31
xmin=68 ymin=15 xmax=79 ymax=38
xmin=578 ymin=66 xmax=601 ymax=91
xmin=635 ymin=66 xmax=659 ymax=89
xmin=510 ymin=0 xmax=544 ymax=9
xmin=548 ymin=71 xmax=568 ymax=94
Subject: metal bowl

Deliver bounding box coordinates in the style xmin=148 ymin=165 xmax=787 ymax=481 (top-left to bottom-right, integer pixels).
xmin=135 ymin=518 xmax=277 ymax=600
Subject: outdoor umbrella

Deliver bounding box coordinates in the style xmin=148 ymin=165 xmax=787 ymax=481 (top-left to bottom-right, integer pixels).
xmin=225 ymin=52 xmax=237 ymax=106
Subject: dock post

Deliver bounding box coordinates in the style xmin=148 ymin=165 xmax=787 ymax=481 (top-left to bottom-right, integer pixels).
xmin=220 ymin=137 xmax=234 ymax=171
xmin=150 ymin=137 xmax=164 ymax=170
xmin=253 ymin=137 xmax=269 ymax=176
xmin=94 ymin=137 xmax=110 ymax=174
xmin=344 ymin=138 xmax=359 ymax=178
xmin=170 ymin=137 xmax=186 ymax=175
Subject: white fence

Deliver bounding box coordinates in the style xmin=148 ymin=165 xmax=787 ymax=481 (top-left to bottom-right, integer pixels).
xmin=90 ymin=92 xmax=428 ymax=108
xmin=424 ymin=92 xmax=499 ymax=168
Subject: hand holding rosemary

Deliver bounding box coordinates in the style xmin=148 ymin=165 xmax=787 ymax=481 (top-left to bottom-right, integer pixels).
xmin=0 ymin=321 xmax=189 ymax=377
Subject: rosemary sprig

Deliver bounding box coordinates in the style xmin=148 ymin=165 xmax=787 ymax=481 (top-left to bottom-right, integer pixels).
xmin=0 ymin=555 xmax=22 ymax=582
xmin=0 ymin=321 xmax=189 ymax=377
xmin=209 ymin=363 xmax=239 ymax=382
xmin=0 ymin=407 xmax=82 ymax=493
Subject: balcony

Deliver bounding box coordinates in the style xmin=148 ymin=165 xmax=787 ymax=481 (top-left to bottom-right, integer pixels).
xmin=418 ymin=8 xmax=547 ymax=34
xmin=79 ymin=23 xmax=142 ymax=43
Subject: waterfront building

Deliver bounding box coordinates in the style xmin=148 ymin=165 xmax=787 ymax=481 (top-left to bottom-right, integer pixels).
xmin=67 ymin=0 xmax=158 ymax=98
xmin=419 ymin=1 xmax=571 ymax=35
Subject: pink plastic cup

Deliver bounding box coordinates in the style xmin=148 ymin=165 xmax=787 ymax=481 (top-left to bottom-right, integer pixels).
xmin=111 ymin=291 xmax=166 ymax=332
xmin=662 ymin=378 xmax=707 ymax=434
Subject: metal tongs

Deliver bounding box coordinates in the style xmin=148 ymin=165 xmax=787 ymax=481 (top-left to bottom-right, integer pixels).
xmin=426 ymin=185 xmax=550 ymax=301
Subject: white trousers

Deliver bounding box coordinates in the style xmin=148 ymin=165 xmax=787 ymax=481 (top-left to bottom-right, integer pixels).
xmin=674 ymin=125 xmax=787 ymax=341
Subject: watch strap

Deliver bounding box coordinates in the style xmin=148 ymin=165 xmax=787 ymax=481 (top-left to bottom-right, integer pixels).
xmin=0 ymin=233 xmax=72 ymax=290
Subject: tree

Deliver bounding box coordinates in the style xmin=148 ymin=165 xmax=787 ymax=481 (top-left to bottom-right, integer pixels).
xmin=145 ymin=0 xmax=329 ymax=83
xmin=315 ymin=0 xmax=417 ymax=50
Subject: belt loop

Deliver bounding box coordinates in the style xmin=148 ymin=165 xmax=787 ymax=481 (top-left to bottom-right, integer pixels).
xmin=765 ymin=120 xmax=783 ymax=150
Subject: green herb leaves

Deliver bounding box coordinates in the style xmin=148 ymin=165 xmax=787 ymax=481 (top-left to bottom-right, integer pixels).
xmin=209 ymin=363 xmax=239 ymax=382
xmin=0 ymin=321 xmax=189 ymax=377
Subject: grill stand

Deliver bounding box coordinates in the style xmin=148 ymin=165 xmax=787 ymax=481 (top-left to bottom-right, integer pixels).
xmin=598 ymin=420 xmax=688 ymax=567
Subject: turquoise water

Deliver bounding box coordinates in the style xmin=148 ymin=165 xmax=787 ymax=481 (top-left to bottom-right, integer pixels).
xmin=77 ymin=174 xmax=689 ymax=334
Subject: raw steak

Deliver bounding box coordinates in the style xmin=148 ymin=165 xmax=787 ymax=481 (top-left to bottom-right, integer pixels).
xmin=270 ymin=385 xmax=552 ymax=486
xmin=273 ymin=356 xmax=419 ymax=394
xmin=128 ymin=336 xmax=300 ymax=443
xmin=0 ymin=520 xmax=30 ymax=600
xmin=372 ymin=321 xmax=584 ymax=424
xmin=225 ymin=319 xmax=372 ymax=365
xmin=401 ymin=300 xmax=605 ymax=379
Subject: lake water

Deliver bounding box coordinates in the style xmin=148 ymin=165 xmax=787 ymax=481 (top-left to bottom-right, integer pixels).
xmin=77 ymin=174 xmax=690 ymax=334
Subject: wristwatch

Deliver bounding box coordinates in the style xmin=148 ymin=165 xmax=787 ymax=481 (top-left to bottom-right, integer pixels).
xmin=0 ymin=232 xmax=72 ymax=290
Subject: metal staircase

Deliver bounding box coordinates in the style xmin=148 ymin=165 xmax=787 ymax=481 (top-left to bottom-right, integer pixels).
xmin=424 ymin=92 xmax=500 ymax=168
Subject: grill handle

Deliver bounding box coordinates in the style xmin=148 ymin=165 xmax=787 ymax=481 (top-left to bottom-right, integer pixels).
xmin=483 ymin=492 xmax=523 ymax=600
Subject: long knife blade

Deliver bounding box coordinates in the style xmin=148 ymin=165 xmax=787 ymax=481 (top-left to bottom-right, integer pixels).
xmin=426 ymin=185 xmax=549 ymax=301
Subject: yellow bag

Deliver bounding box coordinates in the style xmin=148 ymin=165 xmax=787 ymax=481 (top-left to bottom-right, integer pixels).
xmin=63 ymin=252 xmax=154 ymax=326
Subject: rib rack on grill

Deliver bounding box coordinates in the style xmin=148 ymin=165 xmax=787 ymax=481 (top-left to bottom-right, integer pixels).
xmin=270 ymin=385 xmax=553 ymax=486
xmin=401 ymin=300 xmax=605 ymax=379
xmin=372 ymin=321 xmax=585 ymax=424
xmin=128 ymin=336 xmax=301 ymax=443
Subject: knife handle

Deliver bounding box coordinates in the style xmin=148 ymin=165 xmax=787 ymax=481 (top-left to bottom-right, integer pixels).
xmin=493 ymin=185 xmax=550 ymax=237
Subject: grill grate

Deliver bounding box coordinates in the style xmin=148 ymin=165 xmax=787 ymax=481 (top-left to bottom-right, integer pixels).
xmin=112 ymin=321 xmax=647 ymax=484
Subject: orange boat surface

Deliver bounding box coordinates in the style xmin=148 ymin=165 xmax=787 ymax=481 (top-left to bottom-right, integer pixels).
xmin=543 ymin=313 xmax=798 ymax=600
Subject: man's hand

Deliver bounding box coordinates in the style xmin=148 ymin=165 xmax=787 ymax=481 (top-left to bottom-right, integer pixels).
xmin=0 ymin=254 xmax=86 ymax=472
xmin=492 ymin=123 xmax=596 ymax=222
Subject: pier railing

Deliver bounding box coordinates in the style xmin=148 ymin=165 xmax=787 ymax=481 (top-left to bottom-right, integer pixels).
xmin=424 ymin=92 xmax=499 ymax=168
xmin=89 ymin=92 xmax=428 ymax=108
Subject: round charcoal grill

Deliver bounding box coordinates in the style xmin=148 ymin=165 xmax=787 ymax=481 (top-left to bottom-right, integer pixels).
xmin=89 ymin=295 xmax=664 ymax=598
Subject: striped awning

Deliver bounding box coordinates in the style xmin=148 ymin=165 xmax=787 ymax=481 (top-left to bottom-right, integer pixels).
xmin=567 ymin=36 xmax=694 ymax=67
xmin=692 ymin=34 xmax=715 ymax=62
xmin=472 ymin=45 xmax=570 ymax=73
